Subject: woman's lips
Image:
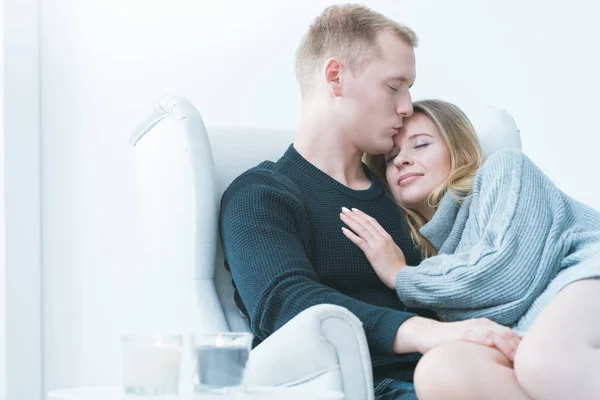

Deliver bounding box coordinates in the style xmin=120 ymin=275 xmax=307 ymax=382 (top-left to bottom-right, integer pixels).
xmin=398 ymin=173 xmax=423 ymax=186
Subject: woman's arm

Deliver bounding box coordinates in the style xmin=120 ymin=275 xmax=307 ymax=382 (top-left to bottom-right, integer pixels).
xmin=339 ymin=206 xmax=522 ymax=361
xmin=395 ymin=150 xmax=568 ymax=325
xmin=343 ymin=150 xmax=569 ymax=327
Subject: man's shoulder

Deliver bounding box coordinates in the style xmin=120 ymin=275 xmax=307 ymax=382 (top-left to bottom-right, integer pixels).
xmin=235 ymin=159 xmax=279 ymax=181
xmin=222 ymin=158 xmax=303 ymax=204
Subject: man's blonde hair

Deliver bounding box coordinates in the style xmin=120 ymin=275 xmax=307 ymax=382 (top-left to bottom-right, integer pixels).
xmin=295 ymin=4 xmax=418 ymax=99
xmin=364 ymin=100 xmax=483 ymax=258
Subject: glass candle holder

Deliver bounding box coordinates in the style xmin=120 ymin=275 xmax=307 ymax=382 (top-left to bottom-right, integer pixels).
xmin=121 ymin=334 xmax=183 ymax=396
xmin=191 ymin=332 xmax=253 ymax=393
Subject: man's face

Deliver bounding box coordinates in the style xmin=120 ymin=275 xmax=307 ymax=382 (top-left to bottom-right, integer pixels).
xmin=338 ymin=31 xmax=416 ymax=155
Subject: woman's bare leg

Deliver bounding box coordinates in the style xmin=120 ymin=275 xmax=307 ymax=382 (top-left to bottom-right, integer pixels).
xmin=414 ymin=341 xmax=531 ymax=400
xmin=514 ymin=279 xmax=600 ymax=400
xmin=413 ymin=279 xmax=600 ymax=400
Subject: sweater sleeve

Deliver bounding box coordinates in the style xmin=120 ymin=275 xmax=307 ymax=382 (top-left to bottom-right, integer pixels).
xmin=220 ymin=170 xmax=416 ymax=357
xmin=395 ymin=150 xmax=565 ymax=325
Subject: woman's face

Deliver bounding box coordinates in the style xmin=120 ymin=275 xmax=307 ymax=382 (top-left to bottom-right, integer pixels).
xmin=385 ymin=112 xmax=452 ymax=220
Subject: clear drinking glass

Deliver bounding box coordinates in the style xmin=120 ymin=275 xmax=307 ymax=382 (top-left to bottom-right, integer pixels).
xmin=191 ymin=332 xmax=253 ymax=393
xmin=121 ymin=334 xmax=183 ymax=396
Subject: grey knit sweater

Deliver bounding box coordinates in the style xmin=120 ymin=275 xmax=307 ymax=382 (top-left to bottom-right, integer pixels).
xmin=395 ymin=149 xmax=600 ymax=335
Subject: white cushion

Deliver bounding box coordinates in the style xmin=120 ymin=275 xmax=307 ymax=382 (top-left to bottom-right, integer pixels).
xmin=469 ymin=105 xmax=523 ymax=158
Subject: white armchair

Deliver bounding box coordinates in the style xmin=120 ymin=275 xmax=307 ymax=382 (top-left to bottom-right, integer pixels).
xmin=128 ymin=95 xmax=522 ymax=399
xmin=129 ymin=95 xmax=373 ymax=399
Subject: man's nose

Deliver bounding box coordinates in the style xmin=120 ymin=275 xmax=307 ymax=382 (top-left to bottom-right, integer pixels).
xmin=396 ymin=94 xmax=413 ymax=118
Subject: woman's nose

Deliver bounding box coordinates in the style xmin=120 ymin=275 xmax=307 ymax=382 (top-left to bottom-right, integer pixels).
xmin=394 ymin=153 xmax=413 ymax=168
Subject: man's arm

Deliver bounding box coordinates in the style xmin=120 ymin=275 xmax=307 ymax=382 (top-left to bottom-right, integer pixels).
xmin=220 ymin=171 xmax=417 ymax=357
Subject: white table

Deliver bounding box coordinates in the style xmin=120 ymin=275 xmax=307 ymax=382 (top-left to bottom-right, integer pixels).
xmin=47 ymin=386 xmax=345 ymax=400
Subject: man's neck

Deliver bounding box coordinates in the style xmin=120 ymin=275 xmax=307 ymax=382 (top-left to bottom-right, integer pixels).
xmin=294 ymin=110 xmax=371 ymax=191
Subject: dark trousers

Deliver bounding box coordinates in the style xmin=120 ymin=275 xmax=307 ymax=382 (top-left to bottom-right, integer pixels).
xmin=374 ymin=379 xmax=418 ymax=400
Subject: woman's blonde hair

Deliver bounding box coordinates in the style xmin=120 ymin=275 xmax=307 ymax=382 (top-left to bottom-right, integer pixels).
xmin=364 ymin=100 xmax=483 ymax=258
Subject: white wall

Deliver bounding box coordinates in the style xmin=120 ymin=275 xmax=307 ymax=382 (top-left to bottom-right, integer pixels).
xmin=40 ymin=0 xmax=600 ymax=394
xmin=1 ymin=0 xmax=42 ymax=399
xmin=0 ymin=3 xmax=4 ymax=397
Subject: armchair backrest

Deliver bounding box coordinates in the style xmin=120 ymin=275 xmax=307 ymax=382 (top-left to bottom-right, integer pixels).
xmin=207 ymin=126 xmax=294 ymax=331
xmin=129 ymin=96 xmax=229 ymax=333
xmin=129 ymin=95 xmax=521 ymax=334
xmin=129 ymin=96 xmax=294 ymax=333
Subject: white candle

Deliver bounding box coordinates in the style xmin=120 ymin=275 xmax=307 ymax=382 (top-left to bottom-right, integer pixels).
xmin=121 ymin=335 xmax=182 ymax=395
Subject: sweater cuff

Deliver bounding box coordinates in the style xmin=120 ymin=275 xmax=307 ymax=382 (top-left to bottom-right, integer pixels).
xmin=395 ymin=266 xmax=417 ymax=301
xmin=369 ymin=309 xmax=415 ymax=355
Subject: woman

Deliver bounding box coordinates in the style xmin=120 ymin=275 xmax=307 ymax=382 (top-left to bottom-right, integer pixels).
xmin=340 ymin=100 xmax=600 ymax=400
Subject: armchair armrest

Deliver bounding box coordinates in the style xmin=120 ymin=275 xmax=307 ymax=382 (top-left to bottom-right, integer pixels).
xmin=244 ymin=304 xmax=374 ymax=400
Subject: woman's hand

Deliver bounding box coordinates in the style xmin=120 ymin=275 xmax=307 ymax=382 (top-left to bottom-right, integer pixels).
xmin=340 ymin=207 xmax=406 ymax=289
xmin=395 ymin=316 xmax=522 ymax=362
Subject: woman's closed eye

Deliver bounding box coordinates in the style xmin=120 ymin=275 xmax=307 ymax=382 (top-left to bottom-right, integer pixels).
xmin=386 ymin=143 xmax=430 ymax=163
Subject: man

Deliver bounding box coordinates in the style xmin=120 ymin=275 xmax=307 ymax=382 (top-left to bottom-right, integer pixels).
xmin=220 ymin=5 xmax=519 ymax=399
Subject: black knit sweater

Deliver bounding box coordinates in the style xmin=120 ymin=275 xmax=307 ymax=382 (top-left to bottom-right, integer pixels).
xmin=220 ymin=144 xmax=434 ymax=383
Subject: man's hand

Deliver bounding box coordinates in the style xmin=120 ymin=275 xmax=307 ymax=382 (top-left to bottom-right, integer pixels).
xmin=395 ymin=316 xmax=521 ymax=362
xmin=340 ymin=207 xmax=406 ymax=289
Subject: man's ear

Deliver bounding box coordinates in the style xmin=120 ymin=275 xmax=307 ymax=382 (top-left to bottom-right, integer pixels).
xmin=323 ymin=58 xmax=343 ymax=97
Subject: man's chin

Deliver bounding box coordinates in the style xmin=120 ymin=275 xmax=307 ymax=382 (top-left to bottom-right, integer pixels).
xmin=369 ymin=142 xmax=394 ymax=155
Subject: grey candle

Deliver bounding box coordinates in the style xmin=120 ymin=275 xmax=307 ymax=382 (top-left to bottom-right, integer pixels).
xmin=196 ymin=345 xmax=250 ymax=387
xmin=191 ymin=332 xmax=253 ymax=392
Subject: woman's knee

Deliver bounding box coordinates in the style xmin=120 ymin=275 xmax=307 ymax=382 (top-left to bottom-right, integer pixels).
xmin=514 ymin=330 xmax=581 ymax=400
xmin=414 ymin=342 xmax=499 ymax=400
xmin=414 ymin=344 xmax=460 ymax=399
xmin=514 ymin=279 xmax=600 ymax=399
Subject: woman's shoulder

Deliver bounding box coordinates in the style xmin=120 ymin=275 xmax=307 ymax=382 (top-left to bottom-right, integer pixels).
xmin=471 ymin=149 xmax=533 ymax=202
xmin=481 ymin=148 xmax=529 ymax=171
xmin=476 ymin=148 xmax=534 ymax=183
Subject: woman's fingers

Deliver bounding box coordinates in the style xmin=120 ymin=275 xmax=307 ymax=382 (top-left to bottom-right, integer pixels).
xmin=341 ymin=227 xmax=367 ymax=251
xmin=340 ymin=208 xmax=378 ymax=241
xmin=340 ymin=213 xmax=372 ymax=241
xmin=349 ymin=208 xmax=389 ymax=236
xmin=462 ymin=322 xmax=519 ymax=362
xmin=486 ymin=331 xmax=518 ymax=362
xmin=498 ymin=329 xmax=521 ymax=360
xmin=341 ymin=207 xmax=385 ymax=239
xmin=482 ymin=319 xmax=521 ymax=359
